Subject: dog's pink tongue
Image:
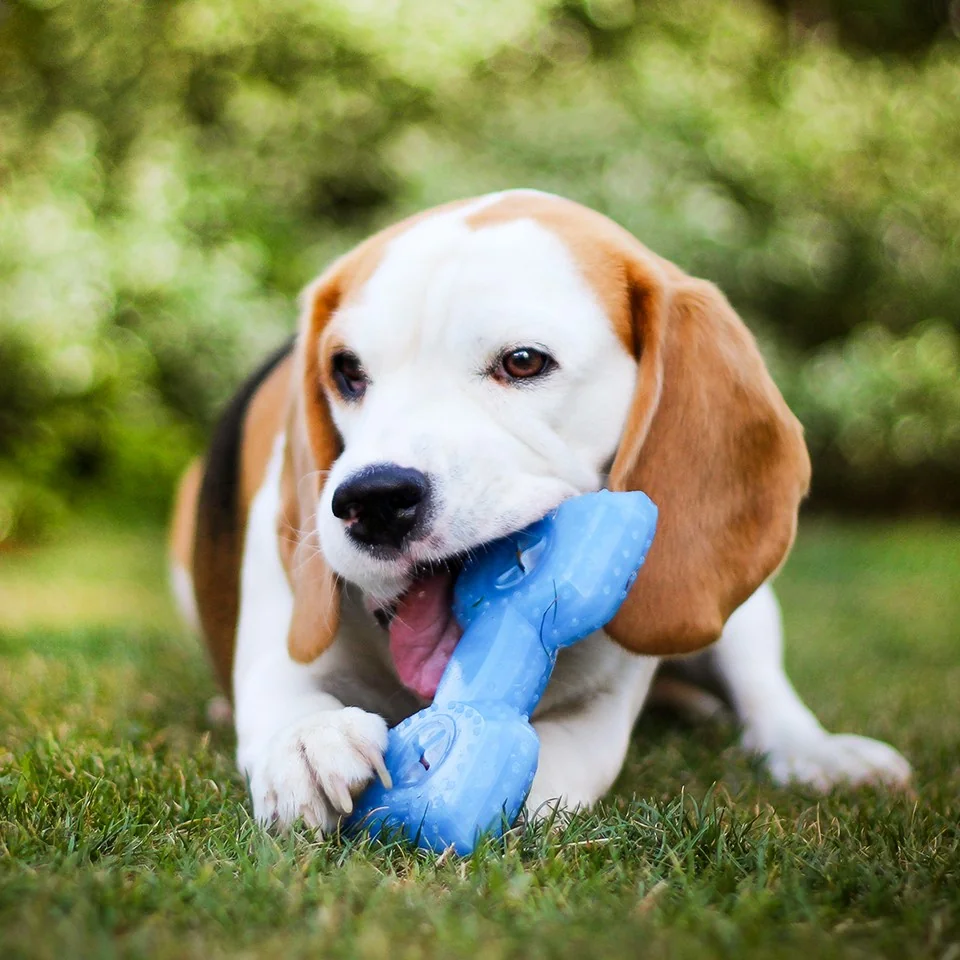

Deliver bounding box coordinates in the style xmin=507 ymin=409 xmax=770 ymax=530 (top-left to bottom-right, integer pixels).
xmin=389 ymin=572 xmax=461 ymax=700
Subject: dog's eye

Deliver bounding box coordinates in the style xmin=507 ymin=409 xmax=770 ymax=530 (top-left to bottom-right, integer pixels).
xmin=496 ymin=347 xmax=555 ymax=383
xmin=332 ymin=351 xmax=368 ymax=401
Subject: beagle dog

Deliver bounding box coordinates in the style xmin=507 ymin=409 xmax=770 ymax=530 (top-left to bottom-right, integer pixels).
xmin=169 ymin=191 xmax=910 ymax=831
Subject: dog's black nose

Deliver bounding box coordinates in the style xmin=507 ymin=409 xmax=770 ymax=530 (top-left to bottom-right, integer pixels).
xmin=331 ymin=464 xmax=431 ymax=550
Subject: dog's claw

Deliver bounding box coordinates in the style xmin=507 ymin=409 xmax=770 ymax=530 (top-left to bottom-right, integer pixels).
xmin=364 ymin=747 xmax=393 ymax=790
xmin=328 ymin=775 xmax=354 ymax=815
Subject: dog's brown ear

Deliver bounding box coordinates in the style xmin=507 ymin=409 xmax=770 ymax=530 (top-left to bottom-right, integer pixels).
xmin=605 ymin=251 xmax=811 ymax=656
xmin=279 ymin=271 xmax=345 ymax=664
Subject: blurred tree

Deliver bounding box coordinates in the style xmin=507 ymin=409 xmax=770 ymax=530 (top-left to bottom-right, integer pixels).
xmin=766 ymin=0 xmax=957 ymax=56
xmin=0 ymin=0 xmax=958 ymax=540
xmin=0 ymin=0 xmax=439 ymax=535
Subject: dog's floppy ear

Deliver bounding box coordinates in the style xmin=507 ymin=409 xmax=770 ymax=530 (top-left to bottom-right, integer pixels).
xmin=605 ymin=250 xmax=811 ymax=656
xmin=279 ymin=270 xmax=345 ymax=664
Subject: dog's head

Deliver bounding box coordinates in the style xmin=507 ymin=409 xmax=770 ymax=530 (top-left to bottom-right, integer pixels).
xmin=279 ymin=191 xmax=810 ymax=697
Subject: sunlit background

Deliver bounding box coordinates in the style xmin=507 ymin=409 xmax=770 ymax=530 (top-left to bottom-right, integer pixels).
xmin=1 ymin=0 xmax=958 ymax=550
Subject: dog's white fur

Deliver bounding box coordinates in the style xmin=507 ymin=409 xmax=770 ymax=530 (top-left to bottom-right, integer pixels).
xmin=201 ymin=192 xmax=910 ymax=830
xmin=316 ymin=201 xmax=635 ymax=605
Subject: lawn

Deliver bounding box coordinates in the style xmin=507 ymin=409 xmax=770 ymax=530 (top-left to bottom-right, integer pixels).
xmin=1 ymin=515 xmax=958 ymax=959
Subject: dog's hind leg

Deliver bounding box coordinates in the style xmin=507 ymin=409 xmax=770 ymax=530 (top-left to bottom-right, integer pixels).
xmin=168 ymin=459 xmax=203 ymax=633
xmin=709 ymin=583 xmax=911 ymax=790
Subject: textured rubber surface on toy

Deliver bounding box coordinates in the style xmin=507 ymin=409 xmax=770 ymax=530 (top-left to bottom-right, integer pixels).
xmin=349 ymin=490 xmax=658 ymax=853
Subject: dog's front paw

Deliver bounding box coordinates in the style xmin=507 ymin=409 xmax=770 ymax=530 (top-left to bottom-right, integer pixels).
xmin=244 ymin=707 xmax=391 ymax=831
xmin=523 ymin=789 xmax=574 ymax=824
xmin=750 ymin=728 xmax=912 ymax=792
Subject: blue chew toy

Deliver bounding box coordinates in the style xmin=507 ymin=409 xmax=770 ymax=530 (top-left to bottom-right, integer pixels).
xmin=349 ymin=490 xmax=658 ymax=854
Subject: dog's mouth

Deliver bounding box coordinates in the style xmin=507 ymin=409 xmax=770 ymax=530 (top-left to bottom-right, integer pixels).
xmin=371 ymin=557 xmax=465 ymax=701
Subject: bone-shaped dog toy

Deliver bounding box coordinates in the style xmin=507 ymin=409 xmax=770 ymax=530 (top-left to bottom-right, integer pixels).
xmin=349 ymin=489 xmax=658 ymax=854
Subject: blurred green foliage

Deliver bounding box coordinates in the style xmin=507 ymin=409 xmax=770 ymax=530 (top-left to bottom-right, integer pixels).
xmin=1 ymin=0 xmax=958 ymax=541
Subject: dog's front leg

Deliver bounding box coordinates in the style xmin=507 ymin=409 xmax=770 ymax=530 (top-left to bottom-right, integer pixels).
xmin=233 ymin=441 xmax=389 ymax=832
xmin=524 ymin=641 xmax=659 ymax=819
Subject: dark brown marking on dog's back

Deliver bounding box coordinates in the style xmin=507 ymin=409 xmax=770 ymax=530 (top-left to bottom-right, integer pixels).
xmin=193 ymin=337 xmax=295 ymax=693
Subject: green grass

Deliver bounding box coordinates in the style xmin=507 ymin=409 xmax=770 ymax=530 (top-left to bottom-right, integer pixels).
xmin=1 ymin=517 xmax=958 ymax=959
